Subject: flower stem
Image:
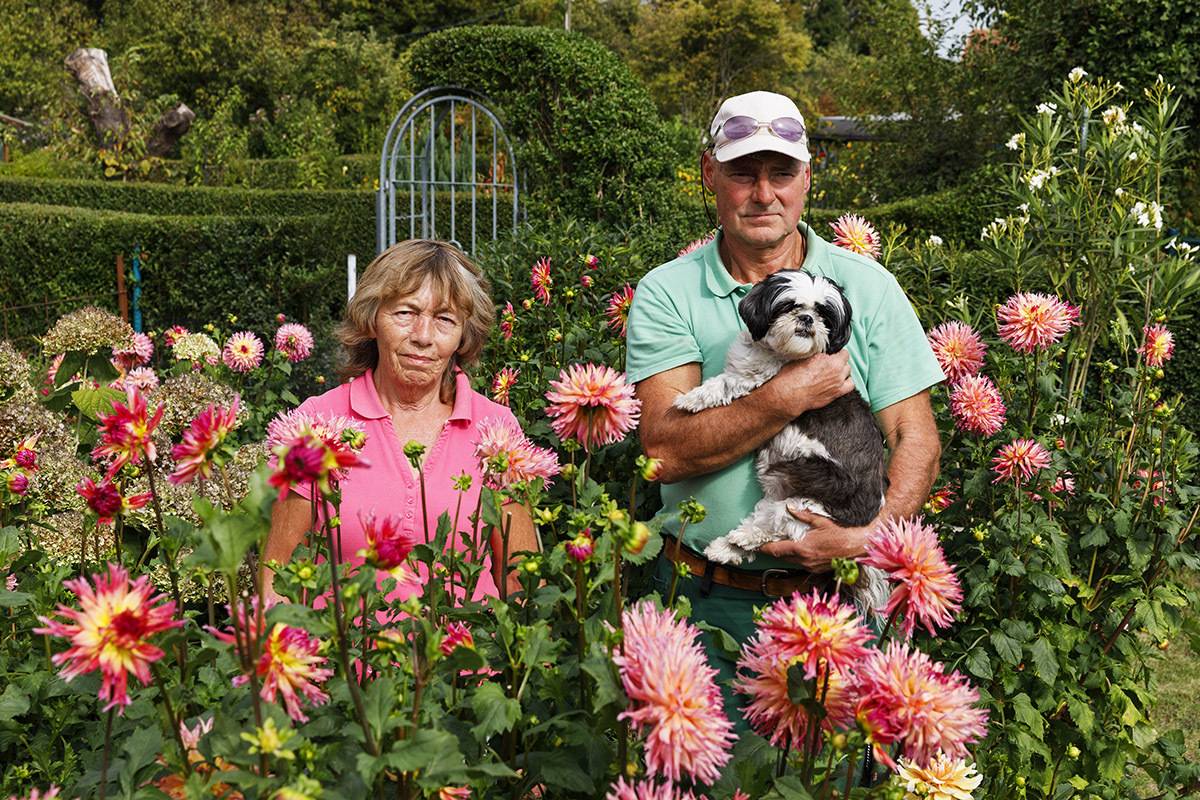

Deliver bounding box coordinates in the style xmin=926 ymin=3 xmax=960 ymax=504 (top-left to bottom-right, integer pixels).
xmin=99 ymin=705 xmax=114 ymax=800
xmin=153 ymin=663 xmax=192 ymax=777
xmin=665 ymin=522 xmax=691 ymax=609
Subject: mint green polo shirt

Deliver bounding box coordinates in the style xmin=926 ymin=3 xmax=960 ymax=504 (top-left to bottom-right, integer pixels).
xmin=626 ymin=224 xmax=945 ymax=570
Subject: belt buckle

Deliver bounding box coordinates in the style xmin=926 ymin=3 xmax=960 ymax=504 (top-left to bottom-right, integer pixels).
xmin=760 ymin=568 xmax=792 ymax=598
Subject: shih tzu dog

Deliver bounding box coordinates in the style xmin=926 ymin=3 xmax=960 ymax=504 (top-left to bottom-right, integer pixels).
xmin=673 ymin=269 xmax=887 ymax=609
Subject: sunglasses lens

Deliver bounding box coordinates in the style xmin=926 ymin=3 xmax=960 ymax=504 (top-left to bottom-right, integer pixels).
xmin=770 ymin=117 xmax=806 ymax=142
xmin=721 ymin=116 xmax=758 ymax=141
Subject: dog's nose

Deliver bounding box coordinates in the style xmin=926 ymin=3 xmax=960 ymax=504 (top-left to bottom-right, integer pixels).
xmin=797 ymin=313 xmax=814 ymax=326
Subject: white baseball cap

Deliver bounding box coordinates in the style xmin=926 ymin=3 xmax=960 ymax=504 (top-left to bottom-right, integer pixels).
xmin=709 ymin=91 xmax=810 ymax=163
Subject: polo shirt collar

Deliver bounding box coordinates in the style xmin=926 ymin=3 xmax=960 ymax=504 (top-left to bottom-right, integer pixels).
xmin=703 ymin=223 xmax=826 ymax=297
xmin=350 ymin=367 xmax=474 ymax=424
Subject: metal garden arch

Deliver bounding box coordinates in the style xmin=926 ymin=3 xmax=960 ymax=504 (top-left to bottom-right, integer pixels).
xmin=377 ymin=87 xmax=520 ymax=255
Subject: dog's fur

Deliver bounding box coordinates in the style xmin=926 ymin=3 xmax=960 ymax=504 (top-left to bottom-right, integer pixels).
xmin=673 ymin=269 xmax=888 ymax=610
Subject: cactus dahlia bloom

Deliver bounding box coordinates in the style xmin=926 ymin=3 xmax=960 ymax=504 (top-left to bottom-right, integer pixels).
xmin=544 ymin=363 xmax=641 ymax=451
xmin=735 ymin=640 xmax=856 ymax=749
xmin=614 ymin=601 xmax=735 ymax=785
xmin=473 ymin=417 xmax=560 ymax=490
xmin=1139 ymin=324 xmax=1174 ymax=367
xmin=113 ymin=332 xmax=154 ymax=370
xmin=266 ymin=410 xmax=367 ymax=499
xmin=75 ymin=477 xmax=152 ymax=524
xmin=222 ymin=331 xmax=265 ymax=373
xmin=995 ymin=292 xmax=1079 ymax=353
xmin=862 ymin=517 xmax=963 ymax=638
xmin=949 ymin=375 xmax=1006 ymax=437
xmin=243 ymin=623 xmax=334 ymax=723
xmin=927 ymin=322 xmax=987 ymax=385
xmin=897 ymin=754 xmax=983 ymax=799
xmin=490 ymin=367 xmax=519 ymax=406
xmin=34 ymin=564 xmax=183 ymax=712
xmin=830 ymin=213 xmax=882 ymax=259
xmin=274 ymin=323 xmax=314 ymax=363
xmin=991 ymin=438 xmax=1052 ymax=484
xmin=605 ymin=778 xmax=708 ymax=800
xmin=499 ymin=301 xmax=516 ymax=340
xmin=91 ymin=385 xmax=165 ymax=478
xmin=530 ymin=257 xmax=553 ymax=305
xmin=755 ymin=589 xmax=874 ymax=678
xmin=855 ymin=641 xmax=988 ymax=769
xmin=440 ymin=622 xmax=475 ymax=656
xmin=606 ymin=285 xmax=635 ymax=337
xmin=677 ymin=231 xmax=717 ymax=258
xmin=169 ymin=398 xmax=240 ymax=485
xmin=358 ymin=512 xmax=418 ymax=577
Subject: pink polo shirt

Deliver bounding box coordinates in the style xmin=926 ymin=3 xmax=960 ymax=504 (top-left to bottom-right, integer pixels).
xmin=291 ymin=368 xmax=519 ymax=600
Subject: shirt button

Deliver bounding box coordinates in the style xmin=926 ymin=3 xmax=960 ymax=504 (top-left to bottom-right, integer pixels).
xmin=405 ymin=511 xmax=413 ymax=518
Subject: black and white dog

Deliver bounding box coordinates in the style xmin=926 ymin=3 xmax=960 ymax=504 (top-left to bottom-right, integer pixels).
xmin=673 ymin=269 xmax=887 ymax=607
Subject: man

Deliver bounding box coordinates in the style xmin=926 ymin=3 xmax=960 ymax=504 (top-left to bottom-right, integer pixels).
xmin=625 ymin=90 xmax=945 ymax=712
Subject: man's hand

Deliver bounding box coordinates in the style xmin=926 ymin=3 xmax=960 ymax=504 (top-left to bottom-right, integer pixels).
xmin=761 ymin=350 xmax=855 ymax=419
xmin=758 ymin=505 xmax=875 ymax=572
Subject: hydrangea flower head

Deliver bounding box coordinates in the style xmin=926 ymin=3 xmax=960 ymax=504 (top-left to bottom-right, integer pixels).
xmin=274 ymin=323 xmax=314 ymax=363
xmin=545 ymin=363 xmax=641 ymax=451
xmin=614 ymin=601 xmax=735 ymax=785
xmin=996 ymin=293 xmax=1079 ymax=353
xmin=949 ymin=375 xmax=1006 ymax=437
xmin=831 ymin=214 xmax=882 ymax=259
xmin=862 ymin=516 xmax=963 ymax=637
xmin=171 ymin=332 xmax=221 ymax=366
xmin=34 ymin=564 xmax=183 ymax=712
xmin=927 ymin=322 xmax=987 ymax=385
xmin=222 ymin=331 xmax=265 ymax=372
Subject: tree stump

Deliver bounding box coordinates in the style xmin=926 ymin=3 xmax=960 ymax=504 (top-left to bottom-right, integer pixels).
xmin=147 ymin=103 xmax=196 ymax=157
xmin=64 ymin=48 xmax=129 ymax=148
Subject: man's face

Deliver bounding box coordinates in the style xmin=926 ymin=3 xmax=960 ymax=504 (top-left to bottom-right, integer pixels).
xmin=703 ymin=151 xmax=809 ymax=250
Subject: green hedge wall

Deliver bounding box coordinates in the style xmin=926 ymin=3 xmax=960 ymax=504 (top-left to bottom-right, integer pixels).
xmin=406 ymin=26 xmax=679 ymax=226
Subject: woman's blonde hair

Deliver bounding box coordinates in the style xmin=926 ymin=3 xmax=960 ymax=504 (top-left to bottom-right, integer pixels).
xmin=337 ymin=240 xmax=494 ymax=402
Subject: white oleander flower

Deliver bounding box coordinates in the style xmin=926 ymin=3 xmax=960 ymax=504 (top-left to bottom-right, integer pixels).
xmin=1036 ymin=102 xmax=1057 ymax=115
xmin=1069 ymin=67 xmax=1087 ymax=83
xmin=1102 ymin=106 xmax=1127 ymax=128
xmin=927 ymin=235 xmax=944 ymax=247
xmin=1005 ymin=133 xmax=1025 ymax=151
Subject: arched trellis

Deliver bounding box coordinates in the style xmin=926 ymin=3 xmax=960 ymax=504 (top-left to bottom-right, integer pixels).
xmin=377 ymin=87 xmax=520 ymax=255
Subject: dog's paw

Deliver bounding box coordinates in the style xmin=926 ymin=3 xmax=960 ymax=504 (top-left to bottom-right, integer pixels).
xmin=704 ymin=537 xmax=749 ymax=565
xmin=725 ymin=524 xmax=766 ymax=553
xmin=673 ymin=386 xmax=722 ymax=413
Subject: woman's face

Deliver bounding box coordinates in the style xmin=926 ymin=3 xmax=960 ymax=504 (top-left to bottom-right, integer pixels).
xmin=373 ymin=281 xmax=464 ymax=393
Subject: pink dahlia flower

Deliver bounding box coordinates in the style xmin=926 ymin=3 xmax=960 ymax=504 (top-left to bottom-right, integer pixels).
xmin=996 ymin=292 xmax=1079 ymax=353
xmin=7 ymin=472 xmax=28 ymax=496
xmin=544 ymin=363 xmax=641 ymax=451
xmin=499 ymin=301 xmax=516 ymax=341
xmin=735 ymin=639 xmax=856 ymax=749
xmin=490 ymin=367 xmax=519 ymax=406
xmin=607 ymin=284 xmax=635 ymax=338
xmin=862 ymin=516 xmax=963 ymax=637
xmin=473 ymin=417 xmax=560 ymax=490
xmin=565 ymin=528 xmax=594 ymax=562
xmin=677 ymin=231 xmax=717 ymax=258
xmin=440 ymin=622 xmax=475 ymax=656
xmin=359 ymin=512 xmax=418 ymax=576
xmin=113 ymin=332 xmax=154 ymax=370
xmin=169 ymin=398 xmax=240 ymax=485
xmin=122 ymin=366 xmax=159 ymax=392
xmin=756 ymin=589 xmax=874 ymax=678
xmin=266 ymin=410 xmax=368 ymax=498
xmin=437 ymin=789 xmax=471 ymax=800
xmin=924 ymin=486 xmax=956 ymax=514
xmin=855 ymin=641 xmax=988 ymax=769
xmin=927 ymin=322 xmax=987 ymax=385
xmin=91 ymin=386 xmax=165 ymax=479
xmin=949 ymin=375 xmax=1006 ymax=437
xmin=7 ymin=787 xmax=61 ymax=800
xmin=274 ymin=323 xmax=314 ymax=363
xmin=606 ymin=778 xmax=708 ymax=800
xmin=34 ymin=564 xmax=183 ymax=713
xmin=1139 ymin=324 xmax=1174 ymax=367
xmin=222 ymin=331 xmax=265 ymax=372
xmin=614 ymin=601 xmax=735 ymax=785
xmin=531 ymin=257 xmax=553 ymax=305
xmin=991 ymin=438 xmax=1052 ymax=484
xmin=237 ymin=623 xmax=334 ymax=723
xmin=831 ymin=213 xmax=882 ymax=259
xmin=162 ymin=325 xmax=189 ymax=347
xmin=76 ymin=477 xmax=152 ymax=524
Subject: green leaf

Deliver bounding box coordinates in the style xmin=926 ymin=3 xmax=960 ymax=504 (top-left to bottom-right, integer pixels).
xmin=764 ymin=775 xmax=815 ymax=800
xmin=363 ymin=676 xmax=397 ymax=743
xmin=471 ymin=681 xmax=521 ymax=739
xmin=54 ymin=351 xmax=85 ymax=388
xmin=990 ymin=631 xmax=1021 ymax=665
xmin=1079 ymin=525 xmax=1109 ymax=548
xmin=0 ymin=683 xmax=30 ymax=720
xmin=581 ymin=654 xmax=623 ymax=712
xmin=71 ymin=386 xmax=125 ymax=421
xmin=786 ymin=663 xmax=815 ymax=704
xmin=1012 ymin=693 xmax=1044 ymax=736
xmin=1067 ymin=696 xmax=1095 ymax=735
xmin=965 ymin=647 xmax=994 ymax=681
xmin=695 ymin=619 xmax=740 ymax=658
xmin=534 ymin=749 xmax=595 ymax=793
xmin=376 ymin=729 xmax=462 ymax=776
xmin=622 ymin=528 xmax=662 ymax=566
xmin=122 ymin=724 xmax=163 ymax=773
xmin=1029 ymin=637 xmax=1059 ymax=684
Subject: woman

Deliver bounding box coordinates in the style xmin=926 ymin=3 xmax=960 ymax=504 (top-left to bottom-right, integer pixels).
xmin=264 ymin=239 xmax=538 ymax=600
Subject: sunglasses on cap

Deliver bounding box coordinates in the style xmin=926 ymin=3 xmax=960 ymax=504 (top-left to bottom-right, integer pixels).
xmin=715 ymin=115 xmax=807 ymax=144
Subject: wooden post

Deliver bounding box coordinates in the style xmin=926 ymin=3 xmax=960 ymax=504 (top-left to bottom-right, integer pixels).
xmin=116 ymin=253 xmax=129 ymax=322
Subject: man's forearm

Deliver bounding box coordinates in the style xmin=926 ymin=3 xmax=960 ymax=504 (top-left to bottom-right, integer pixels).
xmin=878 ymin=428 xmax=941 ymax=523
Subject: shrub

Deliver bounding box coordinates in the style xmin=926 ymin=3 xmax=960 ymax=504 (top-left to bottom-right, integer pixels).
xmin=404 ymin=25 xmax=680 ymax=226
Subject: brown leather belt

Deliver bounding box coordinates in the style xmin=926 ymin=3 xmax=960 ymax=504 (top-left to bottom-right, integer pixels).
xmin=662 ymin=535 xmax=831 ymax=598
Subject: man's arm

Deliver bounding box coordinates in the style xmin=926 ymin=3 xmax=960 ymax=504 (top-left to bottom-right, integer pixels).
xmin=637 ymin=351 xmax=856 ymax=484
xmin=760 ymin=389 xmax=941 ymax=570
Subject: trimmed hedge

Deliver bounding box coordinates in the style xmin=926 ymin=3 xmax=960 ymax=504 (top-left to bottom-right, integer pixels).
xmin=406 ymin=26 xmax=680 ymax=226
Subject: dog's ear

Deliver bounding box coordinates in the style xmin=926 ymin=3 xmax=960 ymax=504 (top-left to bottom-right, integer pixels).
xmin=738 ymin=277 xmax=777 ymax=340
xmin=816 ymin=278 xmax=853 ymax=353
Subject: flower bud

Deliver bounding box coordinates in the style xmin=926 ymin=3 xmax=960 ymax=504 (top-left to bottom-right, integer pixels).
xmin=298 ymin=566 xmax=314 ymax=581
xmin=637 ymin=455 xmax=663 ymax=482
xmin=626 ymin=522 xmax=651 ymax=555
xmin=315 ymin=375 xmax=326 ymax=385
xmin=1016 ymin=776 xmax=1026 ymax=787
xmin=565 ymin=528 xmax=594 ymax=563
xmin=832 ymin=733 xmax=848 ymax=751
xmin=678 ymin=499 xmax=707 ymax=524
xmin=973 ymin=527 xmax=987 ymax=542
xmin=564 ymin=289 xmax=576 ymax=300
xmin=584 ymin=254 xmax=600 ymax=269
xmin=607 ymin=508 xmax=628 ymax=524
xmin=7 ymin=472 xmax=29 ymax=496
xmin=522 ymin=299 xmax=533 ymax=311
xmin=580 ymin=274 xmax=593 ymax=288
xmin=276 ymin=313 xmax=287 ymax=324
xmin=1066 ymin=745 xmax=1081 ymax=759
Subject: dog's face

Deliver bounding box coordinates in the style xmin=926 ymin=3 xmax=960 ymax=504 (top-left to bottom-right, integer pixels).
xmin=738 ymin=270 xmax=852 ymax=358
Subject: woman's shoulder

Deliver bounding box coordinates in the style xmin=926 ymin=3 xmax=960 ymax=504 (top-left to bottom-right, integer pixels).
xmin=295 ymin=377 xmax=356 ymax=416
xmin=456 ymin=375 xmax=520 ymax=428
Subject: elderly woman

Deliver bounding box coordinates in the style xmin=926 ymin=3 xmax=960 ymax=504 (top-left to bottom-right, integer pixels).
xmin=265 ymin=239 xmax=537 ymax=599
